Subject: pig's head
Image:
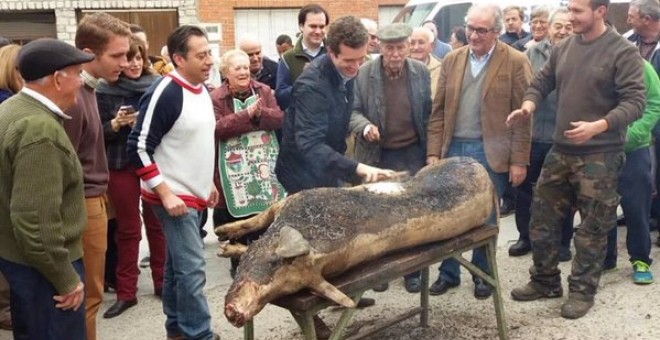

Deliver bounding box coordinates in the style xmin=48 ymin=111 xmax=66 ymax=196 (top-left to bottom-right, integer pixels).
xmin=224 ymin=225 xmax=355 ymax=327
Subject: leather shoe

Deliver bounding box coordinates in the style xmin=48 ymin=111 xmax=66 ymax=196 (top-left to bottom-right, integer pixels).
xmin=373 ymin=282 xmax=389 ymax=292
xmin=313 ymin=315 xmax=332 ymax=339
xmin=499 ymin=200 xmax=515 ymax=216
xmin=404 ymin=277 xmax=422 ymax=293
xmin=356 ymin=297 xmax=375 ymax=308
xmin=0 ymin=318 xmax=12 ymax=331
xmin=103 ymin=299 xmax=137 ymax=319
xmin=155 ymin=287 xmax=163 ymax=298
xmin=474 ymin=278 xmax=492 ymax=299
xmin=508 ymin=240 xmax=531 ymax=256
xmin=429 ymin=278 xmax=459 ymax=295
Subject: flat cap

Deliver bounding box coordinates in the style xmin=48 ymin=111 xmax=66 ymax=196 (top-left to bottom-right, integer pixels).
xmin=376 ymin=23 xmax=413 ymax=43
xmin=18 ymin=38 xmax=94 ymax=81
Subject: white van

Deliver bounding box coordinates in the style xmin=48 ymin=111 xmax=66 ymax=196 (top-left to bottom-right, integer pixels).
xmin=392 ymin=0 xmax=631 ymax=42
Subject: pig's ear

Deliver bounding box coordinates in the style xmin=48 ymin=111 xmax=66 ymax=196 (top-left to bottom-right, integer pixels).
xmin=275 ymin=226 xmax=310 ymax=258
xmin=312 ymin=279 xmax=356 ymax=308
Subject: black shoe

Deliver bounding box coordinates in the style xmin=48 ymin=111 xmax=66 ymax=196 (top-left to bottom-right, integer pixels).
xmin=499 ymin=201 xmax=515 ymax=216
xmin=474 ymin=278 xmax=492 ymax=299
xmin=103 ymin=299 xmax=138 ymax=319
xmin=559 ymin=247 xmax=572 ymax=262
xmin=616 ymin=215 xmax=626 ymax=226
xmin=508 ymin=240 xmax=531 ymax=256
xmin=373 ymin=282 xmax=389 ymax=292
xmin=313 ymin=315 xmax=332 ymax=340
xmin=429 ymin=278 xmax=459 ymax=296
xmin=155 ymin=287 xmax=163 ymax=298
xmin=404 ymin=277 xmax=422 ymax=293
xmin=656 ymin=236 xmax=660 ymax=247
xmin=356 ymin=297 xmax=375 ymax=308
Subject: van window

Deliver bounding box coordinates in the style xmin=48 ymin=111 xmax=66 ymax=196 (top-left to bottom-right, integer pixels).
xmin=393 ymin=2 xmax=436 ymax=28
xmin=433 ymin=3 xmax=472 ymax=42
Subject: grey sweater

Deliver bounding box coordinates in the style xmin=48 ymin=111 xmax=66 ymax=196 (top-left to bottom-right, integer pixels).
xmin=524 ymin=27 xmax=646 ymax=155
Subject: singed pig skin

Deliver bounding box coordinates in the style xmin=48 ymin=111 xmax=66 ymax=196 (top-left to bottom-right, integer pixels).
xmin=224 ymin=157 xmax=496 ymax=327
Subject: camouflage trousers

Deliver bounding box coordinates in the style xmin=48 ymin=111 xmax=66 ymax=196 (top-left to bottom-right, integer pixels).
xmin=529 ymin=148 xmax=624 ymax=300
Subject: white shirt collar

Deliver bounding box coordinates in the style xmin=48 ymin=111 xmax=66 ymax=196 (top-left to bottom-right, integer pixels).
xmin=21 ymin=87 xmax=72 ymax=120
xmin=469 ymin=43 xmax=497 ymax=62
xmin=302 ymin=40 xmax=324 ymax=57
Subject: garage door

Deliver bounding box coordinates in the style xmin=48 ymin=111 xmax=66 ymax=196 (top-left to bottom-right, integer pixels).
xmin=234 ymin=9 xmax=299 ymax=61
xmin=0 ymin=11 xmax=57 ymax=44
xmin=78 ymin=9 xmax=178 ymax=57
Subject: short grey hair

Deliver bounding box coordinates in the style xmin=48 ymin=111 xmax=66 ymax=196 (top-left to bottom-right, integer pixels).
xmin=360 ymin=18 xmax=378 ymax=33
xmin=467 ymin=4 xmax=504 ymax=33
xmin=237 ymin=34 xmax=261 ymax=50
xmin=549 ymin=8 xmax=570 ymax=24
xmin=531 ymin=6 xmax=551 ymax=20
xmin=631 ymin=0 xmax=660 ymax=21
xmin=412 ymin=27 xmax=435 ymax=43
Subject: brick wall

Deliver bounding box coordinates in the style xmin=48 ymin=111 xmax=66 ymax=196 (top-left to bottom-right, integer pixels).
xmin=199 ymin=0 xmax=407 ymax=56
xmin=0 ymin=0 xmax=198 ymax=43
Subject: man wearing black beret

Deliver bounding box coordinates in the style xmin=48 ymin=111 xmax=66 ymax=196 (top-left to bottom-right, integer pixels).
xmin=0 ymin=38 xmax=94 ymax=340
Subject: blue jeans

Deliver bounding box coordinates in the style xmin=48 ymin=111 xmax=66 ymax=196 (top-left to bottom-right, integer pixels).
xmin=515 ymin=142 xmax=574 ymax=246
xmin=438 ymin=139 xmax=509 ymax=284
xmin=153 ymin=206 xmax=213 ymax=340
xmin=605 ymin=147 xmax=653 ymax=266
xmin=0 ymin=258 xmax=86 ymax=340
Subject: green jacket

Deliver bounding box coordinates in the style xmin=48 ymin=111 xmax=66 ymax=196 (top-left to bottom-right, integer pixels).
xmin=625 ymin=61 xmax=660 ymax=153
xmin=0 ymin=92 xmax=86 ymax=294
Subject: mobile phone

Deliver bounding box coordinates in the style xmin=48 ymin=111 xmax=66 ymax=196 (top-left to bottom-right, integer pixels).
xmin=119 ymin=105 xmax=136 ymax=114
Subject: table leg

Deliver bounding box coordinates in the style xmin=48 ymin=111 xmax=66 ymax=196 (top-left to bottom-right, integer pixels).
xmin=486 ymin=237 xmax=508 ymax=340
xmin=329 ymin=291 xmax=365 ymax=340
xmin=420 ymin=266 xmax=429 ymax=327
xmin=243 ymin=319 xmax=255 ymax=340
xmin=292 ymin=311 xmax=318 ymax=340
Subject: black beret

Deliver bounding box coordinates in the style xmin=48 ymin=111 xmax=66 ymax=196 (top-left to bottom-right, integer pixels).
xmin=18 ymin=38 xmax=95 ymax=81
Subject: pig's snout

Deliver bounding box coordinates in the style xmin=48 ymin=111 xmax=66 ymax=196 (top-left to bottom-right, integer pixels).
xmin=225 ymin=303 xmax=247 ymax=328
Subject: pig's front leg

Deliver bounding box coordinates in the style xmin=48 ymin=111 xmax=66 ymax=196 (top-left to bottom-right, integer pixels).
xmin=217 ymin=241 xmax=248 ymax=258
xmin=215 ymin=198 xmax=287 ymax=239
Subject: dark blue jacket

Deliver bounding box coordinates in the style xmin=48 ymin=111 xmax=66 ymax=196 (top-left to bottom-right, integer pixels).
xmin=275 ymin=54 xmax=359 ymax=193
xmin=256 ymin=57 xmax=278 ymax=91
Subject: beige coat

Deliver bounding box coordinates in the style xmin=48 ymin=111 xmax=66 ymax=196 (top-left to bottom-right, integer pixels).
xmin=426 ymin=41 xmax=533 ymax=173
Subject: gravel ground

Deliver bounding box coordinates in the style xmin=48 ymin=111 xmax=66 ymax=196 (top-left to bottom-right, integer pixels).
xmin=1 ymin=214 xmax=658 ymax=340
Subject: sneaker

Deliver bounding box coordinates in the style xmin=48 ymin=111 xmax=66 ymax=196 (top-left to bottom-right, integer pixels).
xmin=632 ymin=261 xmax=654 ymax=285
xmin=560 ymin=297 xmax=594 ymax=319
xmin=139 ymin=255 xmax=150 ymax=269
xmin=511 ymin=282 xmax=563 ymax=301
xmin=602 ymin=263 xmax=617 ymax=273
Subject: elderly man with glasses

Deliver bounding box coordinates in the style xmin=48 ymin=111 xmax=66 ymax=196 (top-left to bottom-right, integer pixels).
xmin=426 ymin=3 xmax=532 ymax=299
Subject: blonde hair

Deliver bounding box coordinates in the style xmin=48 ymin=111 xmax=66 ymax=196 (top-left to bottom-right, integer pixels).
xmin=220 ymin=49 xmax=249 ymax=75
xmin=0 ymin=44 xmax=22 ymax=93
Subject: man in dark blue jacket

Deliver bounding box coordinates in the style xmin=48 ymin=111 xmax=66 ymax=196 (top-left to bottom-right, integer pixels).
xmin=276 ymin=16 xmax=394 ymax=194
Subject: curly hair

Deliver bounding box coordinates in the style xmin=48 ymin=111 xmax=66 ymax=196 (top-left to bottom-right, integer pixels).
xmin=326 ymin=16 xmax=368 ymax=55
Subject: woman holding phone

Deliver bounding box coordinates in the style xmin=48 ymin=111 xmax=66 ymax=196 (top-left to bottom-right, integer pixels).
xmin=97 ymin=36 xmax=164 ymax=318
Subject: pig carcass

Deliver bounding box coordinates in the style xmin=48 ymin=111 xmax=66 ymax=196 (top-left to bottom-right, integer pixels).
xmin=217 ymin=157 xmax=497 ymax=327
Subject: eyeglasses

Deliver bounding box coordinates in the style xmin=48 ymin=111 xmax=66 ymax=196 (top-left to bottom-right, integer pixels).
xmin=531 ymin=19 xmax=549 ymax=25
xmin=465 ymin=25 xmax=494 ymax=37
xmin=245 ymin=51 xmax=261 ymax=58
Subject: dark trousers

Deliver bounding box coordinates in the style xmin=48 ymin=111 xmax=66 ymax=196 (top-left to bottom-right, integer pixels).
xmin=515 ymin=142 xmax=574 ymax=247
xmin=108 ymin=167 xmax=165 ymax=300
xmin=0 ymin=258 xmax=86 ymax=340
xmin=605 ymin=147 xmax=653 ymax=267
xmin=380 ymin=142 xmax=426 ymax=280
xmin=104 ymin=218 xmax=118 ymax=289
